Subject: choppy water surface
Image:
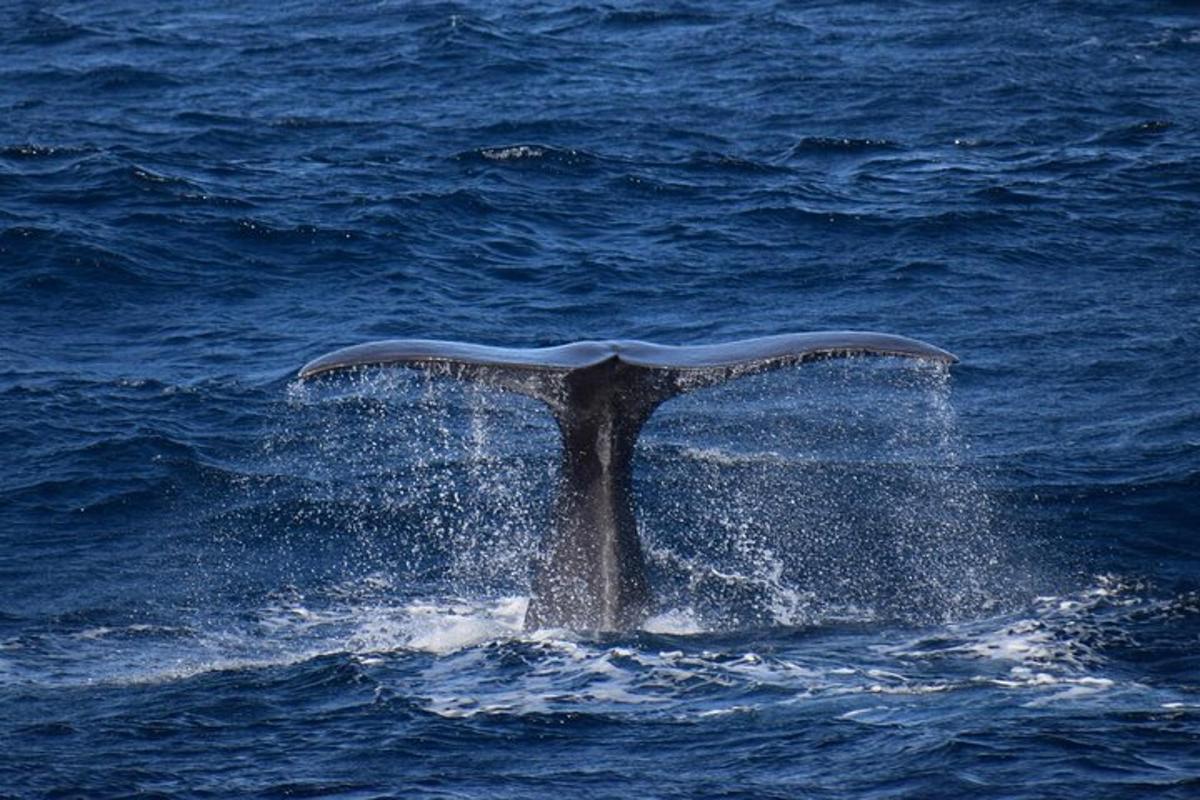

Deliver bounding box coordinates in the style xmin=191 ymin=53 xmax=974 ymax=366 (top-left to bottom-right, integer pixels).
xmin=2 ymin=1 xmax=1199 ymax=797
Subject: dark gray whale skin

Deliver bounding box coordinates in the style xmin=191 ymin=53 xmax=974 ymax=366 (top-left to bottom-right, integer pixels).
xmin=298 ymin=332 xmax=957 ymax=632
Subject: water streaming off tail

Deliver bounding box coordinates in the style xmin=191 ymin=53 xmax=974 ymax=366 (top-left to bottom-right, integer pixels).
xmin=260 ymin=358 xmax=1019 ymax=631
xmin=641 ymin=359 xmax=1019 ymax=627
xmin=268 ymin=370 xmax=558 ymax=597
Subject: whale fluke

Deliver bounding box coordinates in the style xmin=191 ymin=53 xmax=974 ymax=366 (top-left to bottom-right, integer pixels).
xmin=298 ymin=332 xmax=956 ymax=631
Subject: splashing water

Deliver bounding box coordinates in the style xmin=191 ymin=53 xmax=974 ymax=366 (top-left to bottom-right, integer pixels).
xmin=3 ymin=360 xmax=1190 ymax=768
xmin=641 ymin=359 xmax=1018 ymax=628
xmin=7 ymin=573 xmax=1186 ymax=729
xmin=261 ymin=358 xmax=1019 ymax=632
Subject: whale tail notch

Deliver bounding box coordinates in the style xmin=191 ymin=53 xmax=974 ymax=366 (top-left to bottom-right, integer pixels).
xmin=298 ymin=332 xmax=956 ymax=631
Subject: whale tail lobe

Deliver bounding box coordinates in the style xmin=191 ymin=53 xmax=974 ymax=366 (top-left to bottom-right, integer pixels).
xmin=298 ymin=332 xmax=956 ymax=631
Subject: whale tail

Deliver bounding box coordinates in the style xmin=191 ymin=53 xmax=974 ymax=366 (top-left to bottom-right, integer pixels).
xmin=298 ymin=332 xmax=956 ymax=631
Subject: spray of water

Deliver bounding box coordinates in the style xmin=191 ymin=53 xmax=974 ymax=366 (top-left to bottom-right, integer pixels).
xmin=198 ymin=358 xmax=1020 ymax=639
xmin=639 ymin=359 xmax=1014 ymax=627
xmin=270 ymin=369 xmax=556 ymax=597
xmin=12 ymin=365 xmax=1158 ymax=705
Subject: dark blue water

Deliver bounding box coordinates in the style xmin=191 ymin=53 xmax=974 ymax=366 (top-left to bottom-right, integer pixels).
xmin=3 ymin=1 xmax=1199 ymax=797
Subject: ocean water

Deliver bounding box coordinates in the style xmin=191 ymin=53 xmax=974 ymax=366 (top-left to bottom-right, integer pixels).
xmin=2 ymin=1 xmax=1199 ymax=797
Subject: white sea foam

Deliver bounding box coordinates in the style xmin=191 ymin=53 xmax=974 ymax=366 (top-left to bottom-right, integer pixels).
xmin=480 ymin=145 xmax=544 ymax=160
xmin=5 ymin=573 xmax=1171 ymax=723
xmin=14 ymin=366 xmax=1163 ymax=716
xmin=398 ymin=596 xmax=526 ymax=654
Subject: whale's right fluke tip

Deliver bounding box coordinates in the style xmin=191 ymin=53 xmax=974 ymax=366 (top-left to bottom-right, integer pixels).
xmin=613 ymin=331 xmax=957 ymax=370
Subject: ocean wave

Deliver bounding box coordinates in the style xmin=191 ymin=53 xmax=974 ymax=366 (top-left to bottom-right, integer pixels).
xmin=789 ymin=136 xmax=900 ymax=155
xmin=733 ymin=202 xmax=1016 ymax=233
xmin=971 ymin=185 xmax=1046 ymax=204
xmin=172 ymin=110 xmax=251 ymax=127
xmin=232 ymin=217 xmax=362 ymax=244
xmin=597 ymin=8 xmax=719 ymax=28
xmin=383 ymin=188 xmax=497 ymax=216
xmin=1094 ymin=120 xmax=1173 ymax=146
xmin=126 ymin=165 xmax=194 ymax=188
xmin=6 ymin=9 xmax=99 ymax=45
xmin=0 ymin=227 xmax=147 ymax=295
xmin=2 ymin=65 xmax=183 ymax=92
xmin=680 ymin=150 xmax=789 ymax=174
xmin=454 ymin=144 xmax=601 ymax=171
xmin=471 ymin=117 xmax=597 ymax=139
xmin=16 ymin=577 xmax=1161 ymax=717
xmin=0 ymin=143 xmax=95 ymax=160
xmin=269 ymin=116 xmax=366 ymax=130
xmin=611 ymin=173 xmax=702 ymax=196
xmin=1 ymin=433 xmax=197 ymax=509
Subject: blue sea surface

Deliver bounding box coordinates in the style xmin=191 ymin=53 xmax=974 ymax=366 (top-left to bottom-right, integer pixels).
xmin=2 ymin=1 xmax=1199 ymax=797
